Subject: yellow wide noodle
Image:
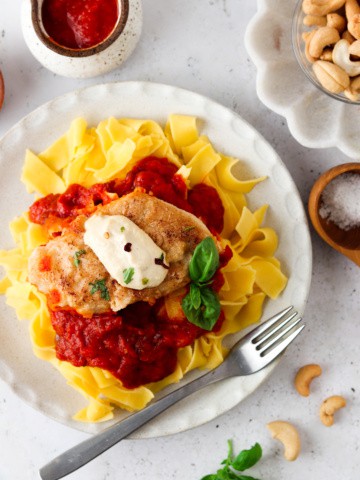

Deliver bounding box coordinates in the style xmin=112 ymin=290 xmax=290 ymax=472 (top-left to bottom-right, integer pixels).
xmin=0 ymin=114 xmax=287 ymax=423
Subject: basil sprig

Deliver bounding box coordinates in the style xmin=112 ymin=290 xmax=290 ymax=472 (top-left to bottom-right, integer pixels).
xmin=181 ymin=237 xmax=221 ymax=331
xmin=201 ymin=440 xmax=263 ymax=480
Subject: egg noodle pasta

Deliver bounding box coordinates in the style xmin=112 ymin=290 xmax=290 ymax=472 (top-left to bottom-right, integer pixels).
xmin=0 ymin=115 xmax=287 ymax=422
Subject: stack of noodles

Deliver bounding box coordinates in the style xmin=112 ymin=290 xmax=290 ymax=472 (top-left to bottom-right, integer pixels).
xmin=0 ymin=114 xmax=287 ymax=422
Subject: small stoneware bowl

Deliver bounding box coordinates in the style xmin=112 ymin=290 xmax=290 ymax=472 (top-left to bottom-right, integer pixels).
xmin=21 ymin=0 xmax=142 ymax=78
xmin=308 ymin=162 xmax=360 ymax=266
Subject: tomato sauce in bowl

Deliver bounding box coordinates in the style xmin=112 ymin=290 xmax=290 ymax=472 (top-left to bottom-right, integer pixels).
xmin=41 ymin=0 xmax=119 ymax=50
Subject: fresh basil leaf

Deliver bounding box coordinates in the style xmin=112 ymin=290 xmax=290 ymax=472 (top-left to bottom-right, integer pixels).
xmin=200 ymin=475 xmax=218 ymax=480
xmin=199 ymin=287 xmax=221 ymax=329
xmin=190 ymin=283 xmax=201 ymax=310
xmin=215 ymin=468 xmax=239 ymax=480
xmin=181 ymin=292 xmax=202 ymax=325
xmin=189 ymin=237 xmax=219 ymax=284
xmin=231 ymin=443 xmax=262 ymax=472
xmin=182 ymin=287 xmax=221 ymax=331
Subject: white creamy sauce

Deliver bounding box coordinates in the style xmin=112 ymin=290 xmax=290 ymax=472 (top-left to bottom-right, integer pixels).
xmin=83 ymin=215 xmax=169 ymax=290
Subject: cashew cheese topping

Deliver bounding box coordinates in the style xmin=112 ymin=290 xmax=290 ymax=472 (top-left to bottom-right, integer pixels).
xmin=84 ymin=214 xmax=169 ymax=290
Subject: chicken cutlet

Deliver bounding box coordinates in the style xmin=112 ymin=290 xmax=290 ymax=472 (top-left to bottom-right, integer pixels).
xmin=28 ymin=191 xmax=217 ymax=315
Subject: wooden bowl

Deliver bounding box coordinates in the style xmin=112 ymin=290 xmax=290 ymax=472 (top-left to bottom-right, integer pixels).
xmin=308 ymin=162 xmax=360 ymax=266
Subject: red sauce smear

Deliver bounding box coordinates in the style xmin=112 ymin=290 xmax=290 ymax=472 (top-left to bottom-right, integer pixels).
xmin=41 ymin=0 xmax=119 ymax=50
xmin=30 ymin=157 xmax=229 ymax=388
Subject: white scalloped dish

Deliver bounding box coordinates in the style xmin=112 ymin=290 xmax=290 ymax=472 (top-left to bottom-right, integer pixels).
xmin=0 ymin=82 xmax=312 ymax=437
xmin=245 ymin=0 xmax=360 ymax=159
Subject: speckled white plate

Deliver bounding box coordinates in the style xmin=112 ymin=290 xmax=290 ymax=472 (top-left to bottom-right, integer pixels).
xmin=245 ymin=0 xmax=360 ymax=159
xmin=0 ymin=81 xmax=312 ymax=437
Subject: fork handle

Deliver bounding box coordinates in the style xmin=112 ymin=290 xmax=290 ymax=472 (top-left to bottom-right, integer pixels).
xmin=39 ymin=365 xmax=230 ymax=480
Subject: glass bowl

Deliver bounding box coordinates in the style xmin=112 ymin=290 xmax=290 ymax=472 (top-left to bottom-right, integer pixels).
xmin=291 ymin=0 xmax=360 ymax=105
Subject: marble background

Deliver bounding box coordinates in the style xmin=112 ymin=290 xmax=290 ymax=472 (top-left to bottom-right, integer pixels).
xmin=0 ymin=1 xmax=359 ymax=479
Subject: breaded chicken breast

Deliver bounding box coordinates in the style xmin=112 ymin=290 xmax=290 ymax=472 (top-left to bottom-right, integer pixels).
xmin=28 ymin=191 xmax=216 ymax=315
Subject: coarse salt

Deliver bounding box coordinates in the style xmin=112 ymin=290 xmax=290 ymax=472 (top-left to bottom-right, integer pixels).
xmin=319 ymin=172 xmax=360 ymax=230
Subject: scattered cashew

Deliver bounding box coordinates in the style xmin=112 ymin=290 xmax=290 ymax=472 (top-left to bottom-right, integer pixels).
xmin=327 ymin=13 xmax=347 ymax=32
xmin=345 ymin=0 xmax=360 ymax=21
xmin=345 ymin=74 xmax=360 ymax=98
xmin=313 ymin=59 xmax=350 ymax=91
xmin=303 ymin=0 xmax=346 ymax=16
xmin=348 ymin=13 xmax=360 ymax=39
xmin=294 ymin=364 xmax=322 ymax=397
xmin=309 ymin=26 xmax=340 ymax=58
xmin=349 ymin=38 xmax=360 ymax=55
xmin=304 ymin=14 xmax=327 ymax=26
xmin=319 ymin=395 xmax=346 ymax=426
xmin=333 ymin=39 xmax=360 ymax=74
xmin=267 ymin=421 xmax=301 ymax=461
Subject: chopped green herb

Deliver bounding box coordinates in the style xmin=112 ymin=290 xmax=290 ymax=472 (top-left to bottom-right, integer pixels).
xmin=120 ymin=226 xmax=125 ymax=232
xmin=123 ymin=267 xmax=135 ymax=284
xmin=142 ymin=278 xmax=149 ymax=285
xmin=73 ymin=249 xmax=86 ymax=267
xmin=89 ymin=279 xmax=110 ymax=301
xmin=200 ymin=440 xmax=263 ymax=480
xmin=183 ymin=226 xmax=195 ymax=232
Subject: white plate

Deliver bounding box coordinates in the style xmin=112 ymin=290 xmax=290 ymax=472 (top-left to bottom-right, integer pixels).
xmin=0 ymin=81 xmax=312 ymax=437
xmin=245 ymin=0 xmax=360 ymax=159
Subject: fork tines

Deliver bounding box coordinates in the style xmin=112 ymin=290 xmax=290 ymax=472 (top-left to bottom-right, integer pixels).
xmin=251 ymin=306 xmax=304 ymax=360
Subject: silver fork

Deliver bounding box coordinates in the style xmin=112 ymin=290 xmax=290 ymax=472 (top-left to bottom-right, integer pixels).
xmin=40 ymin=306 xmax=304 ymax=480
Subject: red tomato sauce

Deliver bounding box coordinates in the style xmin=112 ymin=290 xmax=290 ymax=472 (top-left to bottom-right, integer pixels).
xmin=30 ymin=157 xmax=230 ymax=388
xmin=52 ymin=303 xmax=207 ymax=388
xmin=41 ymin=0 xmax=119 ymax=50
xmin=29 ymin=157 xmax=225 ymax=235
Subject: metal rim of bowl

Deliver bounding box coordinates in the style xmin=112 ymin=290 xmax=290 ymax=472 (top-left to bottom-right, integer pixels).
xmin=30 ymin=0 xmax=129 ymax=58
xmin=291 ymin=0 xmax=360 ymax=106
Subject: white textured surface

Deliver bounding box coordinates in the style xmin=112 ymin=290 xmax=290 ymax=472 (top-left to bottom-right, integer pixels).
xmin=0 ymin=81 xmax=312 ymax=437
xmin=245 ymin=0 xmax=360 ymax=159
xmin=0 ymin=1 xmax=360 ymax=479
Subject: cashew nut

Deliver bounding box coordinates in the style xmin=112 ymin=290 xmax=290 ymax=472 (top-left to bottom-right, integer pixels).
xmin=303 ymin=0 xmax=346 ymax=16
xmin=327 ymin=13 xmax=347 ymax=32
xmin=304 ymin=30 xmax=318 ymax=62
xmin=348 ymin=13 xmax=360 ymax=39
xmin=294 ymin=364 xmax=322 ymax=396
xmin=267 ymin=421 xmax=301 ymax=461
xmin=342 ymin=29 xmax=356 ymax=43
xmin=309 ymin=26 xmax=340 ymax=58
xmin=304 ymin=14 xmax=327 ymax=26
xmin=313 ymin=59 xmax=350 ymax=91
xmin=333 ymin=39 xmax=360 ymax=75
xmin=345 ymin=75 xmax=360 ymax=98
xmin=345 ymin=0 xmax=360 ymax=21
xmin=319 ymin=395 xmax=346 ymax=426
xmin=349 ymin=38 xmax=360 ymax=55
